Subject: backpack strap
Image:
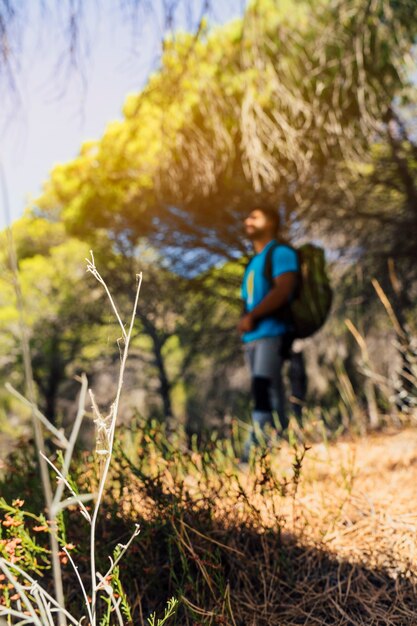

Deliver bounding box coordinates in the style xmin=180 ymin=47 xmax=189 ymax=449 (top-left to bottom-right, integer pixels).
xmin=262 ymin=240 xmax=299 ymax=328
xmin=263 ymin=240 xmax=300 ymax=287
xmin=263 ymin=241 xmax=279 ymax=285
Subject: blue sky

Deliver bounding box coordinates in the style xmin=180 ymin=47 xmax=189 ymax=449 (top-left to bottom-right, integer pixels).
xmin=0 ymin=1 xmax=246 ymax=229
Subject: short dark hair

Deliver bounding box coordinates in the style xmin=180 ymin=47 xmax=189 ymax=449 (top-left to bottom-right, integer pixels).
xmin=252 ymin=206 xmax=280 ymax=233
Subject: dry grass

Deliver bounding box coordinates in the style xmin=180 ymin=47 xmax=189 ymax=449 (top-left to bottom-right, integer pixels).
xmin=2 ymin=426 xmax=417 ymax=625
xmin=293 ymin=429 xmax=417 ymax=577
xmin=95 ymin=425 xmax=417 ymax=625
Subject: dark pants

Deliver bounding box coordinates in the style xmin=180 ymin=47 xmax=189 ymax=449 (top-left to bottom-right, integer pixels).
xmin=243 ymin=336 xmax=307 ymax=459
xmin=289 ymin=350 xmax=307 ymax=422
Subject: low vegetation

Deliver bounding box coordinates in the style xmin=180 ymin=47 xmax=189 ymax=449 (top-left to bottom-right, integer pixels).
xmin=1 ymin=422 xmax=417 ymax=625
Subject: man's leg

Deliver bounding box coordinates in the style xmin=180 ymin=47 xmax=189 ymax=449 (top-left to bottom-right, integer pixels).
xmin=243 ymin=337 xmax=286 ymax=460
xmin=243 ymin=342 xmax=266 ymax=459
xmin=289 ymin=350 xmax=307 ymax=423
xmin=269 ymin=343 xmax=288 ymax=432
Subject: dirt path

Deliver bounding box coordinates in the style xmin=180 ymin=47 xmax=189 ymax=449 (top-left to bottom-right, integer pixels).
xmin=285 ymin=428 xmax=417 ymax=579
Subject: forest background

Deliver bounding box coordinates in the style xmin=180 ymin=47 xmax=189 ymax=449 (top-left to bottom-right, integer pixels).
xmin=1 ymin=2 xmax=417 ymax=622
xmin=1 ymin=0 xmax=416 ymax=445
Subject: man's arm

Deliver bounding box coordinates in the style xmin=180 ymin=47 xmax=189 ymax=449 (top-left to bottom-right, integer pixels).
xmin=238 ymin=272 xmax=297 ymax=334
xmin=251 ymin=272 xmax=297 ymax=321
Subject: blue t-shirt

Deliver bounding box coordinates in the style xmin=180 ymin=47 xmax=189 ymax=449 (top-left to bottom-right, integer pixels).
xmin=241 ymin=241 xmax=299 ymax=343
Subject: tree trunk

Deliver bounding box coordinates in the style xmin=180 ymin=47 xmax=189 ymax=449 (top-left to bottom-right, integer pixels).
xmin=136 ymin=308 xmax=176 ymax=424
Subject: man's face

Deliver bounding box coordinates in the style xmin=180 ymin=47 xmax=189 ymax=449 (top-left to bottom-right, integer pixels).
xmin=244 ymin=209 xmax=272 ymax=240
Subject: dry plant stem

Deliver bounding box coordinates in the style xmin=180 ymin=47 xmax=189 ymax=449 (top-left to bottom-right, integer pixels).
xmin=98 ymin=524 xmax=140 ymax=585
xmin=96 ymin=574 xmax=124 ymax=626
xmin=32 ymin=584 xmax=55 ymax=626
xmin=0 ymin=559 xmax=42 ymax=625
xmin=40 ymin=453 xmax=92 ymax=522
xmin=53 ymin=493 xmax=96 ymax=516
xmin=0 ymin=161 xmax=67 ymax=626
xmin=51 ymin=374 xmax=88 ymax=514
xmin=372 ymin=278 xmax=406 ymax=339
xmin=4 ymin=382 xmax=69 ymax=448
xmin=0 ymin=560 xmax=80 ymax=626
xmin=345 ymin=319 xmax=379 ymax=428
xmin=88 ymin=267 xmax=143 ymax=626
xmin=62 ymin=548 xmax=93 ymax=625
xmin=224 ymin=584 xmax=237 ymax=626
xmin=0 ymin=608 xmax=41 ymax=625
xmin=86 ymin=251 xmax=127 ymax=341
xmin=1 ymin=263 xmax=141 ymax=625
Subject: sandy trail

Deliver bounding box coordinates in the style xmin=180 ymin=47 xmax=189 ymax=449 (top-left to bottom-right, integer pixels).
xmin=285 ymin=428 xmax=417 ymax=578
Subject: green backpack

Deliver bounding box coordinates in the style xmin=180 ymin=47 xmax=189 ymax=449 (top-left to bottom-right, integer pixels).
xmin=264 ymin=242 xmax=333 ymax=339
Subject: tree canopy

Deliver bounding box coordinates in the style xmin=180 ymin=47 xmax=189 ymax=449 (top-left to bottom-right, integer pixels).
xmin=34 ymin=0 xmax=417 ymax=272
xmin=2 ymin=0 xmax=417 ymax=428
xmin=0 ymin=221 xmax=106 ymax=420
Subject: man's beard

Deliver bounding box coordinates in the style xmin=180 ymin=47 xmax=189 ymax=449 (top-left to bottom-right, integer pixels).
xmin=246 ymin=227 xmax=267 ymax=240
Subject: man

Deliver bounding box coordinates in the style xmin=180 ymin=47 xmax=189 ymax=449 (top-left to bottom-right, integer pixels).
xmin=238 ymin=206 xmax=299 ymax=460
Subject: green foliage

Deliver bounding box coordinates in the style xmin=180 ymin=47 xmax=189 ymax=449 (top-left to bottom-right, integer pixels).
xmin=0 ymin=219 xmax=112 ymax=420
xmin=0 ymin=498 xmax=52 ymax=576
xmin=34 ymin=0 xmax=417 ymax=265
xmin=5 ymin=0 xmax=413 ymax=433
xmin=147 ymin=598 xmax=178 ymax=626
xmin=0 ymin=210 xmax=244 ymax=431
xmin=112 ymin=565 xmax=133 ymax=623
xmin=0 ymin=214 xmax=67 ymax=261
xmin=97 ymin=561 xmax=134 ymax=626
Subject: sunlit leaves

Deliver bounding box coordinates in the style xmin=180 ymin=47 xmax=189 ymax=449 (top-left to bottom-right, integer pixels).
xmin=34 ymin=0 xmax=417 ymax=264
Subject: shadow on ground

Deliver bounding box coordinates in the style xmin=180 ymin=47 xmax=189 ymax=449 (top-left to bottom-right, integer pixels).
xmin=1 ymin=442 xmax=416 ymax=626
xmin=117 ymin=514 xmax=416 ymax=626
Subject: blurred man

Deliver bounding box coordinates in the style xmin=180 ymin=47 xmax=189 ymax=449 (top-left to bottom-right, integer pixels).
xmin=238 ymin=207 xmax=299 ymax=460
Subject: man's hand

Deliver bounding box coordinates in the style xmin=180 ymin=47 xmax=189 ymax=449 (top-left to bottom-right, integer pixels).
xmin=238 ymin=313 xmax=255 ymax=334
xmin=246 ymin=272 xmax=297 ymax=323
